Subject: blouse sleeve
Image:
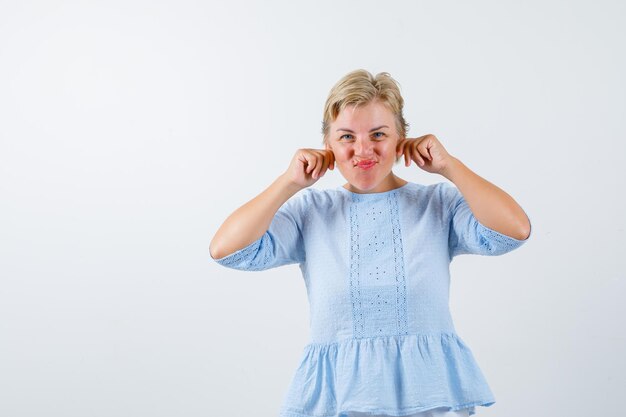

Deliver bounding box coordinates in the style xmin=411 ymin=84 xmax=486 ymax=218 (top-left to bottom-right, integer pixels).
xmin=210 ymin=191 xmax=306 ymax=271
xmin=442 ymin=182 xmax=531 ymax=259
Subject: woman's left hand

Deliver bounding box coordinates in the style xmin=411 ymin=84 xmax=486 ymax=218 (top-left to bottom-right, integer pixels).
xmin=396 ymin=134 xmax=454 ymax=175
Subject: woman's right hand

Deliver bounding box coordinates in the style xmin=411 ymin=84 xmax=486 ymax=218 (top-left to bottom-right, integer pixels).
xmin=282 ymin=148 xmax=335 ymax=189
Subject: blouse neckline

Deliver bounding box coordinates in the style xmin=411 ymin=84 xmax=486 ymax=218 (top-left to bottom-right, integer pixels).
xmin=336 ymin=182 xmax=412 ymax=200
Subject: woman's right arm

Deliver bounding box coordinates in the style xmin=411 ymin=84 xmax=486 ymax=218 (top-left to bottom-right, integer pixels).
xmin=209 ymin=174 xmax=303 ymax=260
xmin=209 ymin=148 xmax=335 ymax=260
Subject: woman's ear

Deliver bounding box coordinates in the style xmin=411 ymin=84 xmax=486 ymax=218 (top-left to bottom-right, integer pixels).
xmin=395 ymin=137 xmax=404 ymax=163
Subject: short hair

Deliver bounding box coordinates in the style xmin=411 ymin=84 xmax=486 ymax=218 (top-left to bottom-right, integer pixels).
xmin=321 ymin=69 xmax=409 ymax=146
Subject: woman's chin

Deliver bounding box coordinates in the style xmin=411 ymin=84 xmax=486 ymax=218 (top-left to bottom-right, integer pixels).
xmin=347 ymin=178 xmax=381 ymax=193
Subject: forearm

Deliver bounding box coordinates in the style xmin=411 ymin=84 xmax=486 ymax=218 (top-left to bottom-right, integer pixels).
xmin=209 ymin=174 xmax=303 ymax=259
xmin=441 ymin=156 xmax=531 ymax=240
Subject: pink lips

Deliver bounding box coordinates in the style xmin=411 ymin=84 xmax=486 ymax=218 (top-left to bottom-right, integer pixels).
xmin=356 ymin=160 xmax=376 ymax=169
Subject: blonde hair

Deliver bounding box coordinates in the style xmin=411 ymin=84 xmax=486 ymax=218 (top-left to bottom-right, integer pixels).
xmin=321 ymin=69 xmax=409 ymax=146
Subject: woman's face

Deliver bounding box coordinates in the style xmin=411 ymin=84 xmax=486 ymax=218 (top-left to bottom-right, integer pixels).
xmin=325 ymin=99 xmax=403 ymax=193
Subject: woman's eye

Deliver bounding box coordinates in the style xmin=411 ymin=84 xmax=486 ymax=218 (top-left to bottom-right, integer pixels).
xmin=340 ymin=133 xmax=385 ymax=140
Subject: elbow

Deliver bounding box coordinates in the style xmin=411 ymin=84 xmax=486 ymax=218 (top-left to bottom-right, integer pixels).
xmin=496 ymin=221 xmax=531 ymax=241
xmin=516 ymin=217 xmax=532 ymax=241
xmin=515 ymin=228 xmax=530 ymax=241
xmin=209 ymin=239 xmax=223 ymax=260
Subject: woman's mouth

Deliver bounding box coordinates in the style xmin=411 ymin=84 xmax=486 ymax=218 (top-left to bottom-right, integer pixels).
xmin=356 ymin=160 xmax=376 ymax=170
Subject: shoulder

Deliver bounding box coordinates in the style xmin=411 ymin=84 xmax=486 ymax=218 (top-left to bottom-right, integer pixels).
xmin=397 ymin=181 xmax=456 ymax=206
xmin=298 ymin=186 xmax=344 ymax=209
xmin=281 ymin=186 xmax=341 ymax=216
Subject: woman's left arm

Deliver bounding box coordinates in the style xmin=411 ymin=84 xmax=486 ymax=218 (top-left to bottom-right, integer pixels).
xmin=397 ymin=134 xmax=531 ymax=241
xmin=441 ymin=156 xmax=531 ymax=240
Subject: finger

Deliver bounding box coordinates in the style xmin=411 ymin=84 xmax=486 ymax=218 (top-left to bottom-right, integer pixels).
xmin=394 ymin=140 xmax=404 ymax=164
xmin=326 ymin=149 xmax=335 ymax=169
xmin=404 ymin=144 xmax=411 ymax=166
xmin=401 ymin=141 xmax=411 ymax=166
xmin=324 ymin=151 xmax=332 ymax=172
xmin=324 ymin=149 xmax=335 ymax=170
xmin=423 ymin=145 xmax=432 ymax=161
xmin=313 ymin=154 xmax=326 ymax=179
xmin=312 ymin=155 xmax=320 ymax=178
xmin=419 ymin=139 xmax=433 ymax=161
xmin=413 ymin=147 xmax=425 ymax=166
xmin=306 ymin=154 xmax=317 ymax=175
xmin=319 ymin=154 xmax=331 ymax=178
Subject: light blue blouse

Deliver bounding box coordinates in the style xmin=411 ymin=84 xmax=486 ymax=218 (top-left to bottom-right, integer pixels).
xmin=211 ymin=181 xmax=531 ymax=417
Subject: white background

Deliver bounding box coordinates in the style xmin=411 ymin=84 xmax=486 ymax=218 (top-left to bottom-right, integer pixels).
xmin=1 ymin=1 xmax=624 ymax=416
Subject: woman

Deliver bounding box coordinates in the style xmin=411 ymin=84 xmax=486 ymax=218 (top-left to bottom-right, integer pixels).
xmin=210 ymin=69 xmax=531 ymax=417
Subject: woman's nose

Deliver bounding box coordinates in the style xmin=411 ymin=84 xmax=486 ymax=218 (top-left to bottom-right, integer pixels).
xmin=354 ymin=138 xmax=374 ymax=156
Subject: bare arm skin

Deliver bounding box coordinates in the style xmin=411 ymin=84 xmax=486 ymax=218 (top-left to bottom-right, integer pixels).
xmin=209 ymin=148 xmax=334 ymax=260
xmin=209 ymin=174 xmax=303 ymax=260
xmin=441 ymin=156 xmax=531 ymax=240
